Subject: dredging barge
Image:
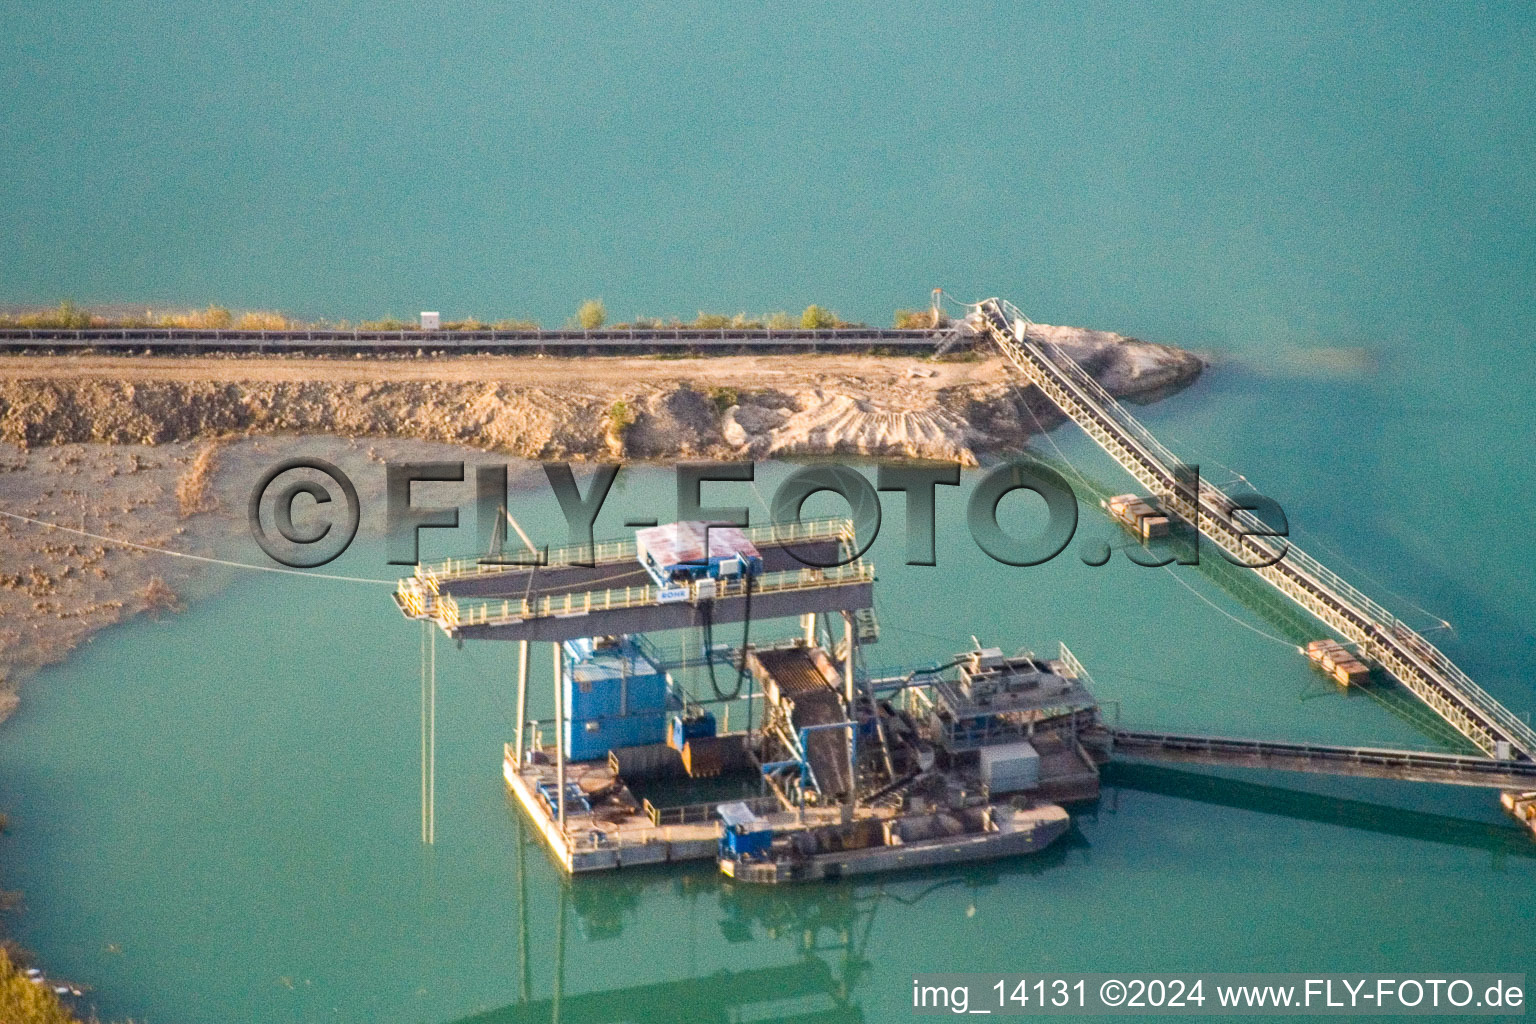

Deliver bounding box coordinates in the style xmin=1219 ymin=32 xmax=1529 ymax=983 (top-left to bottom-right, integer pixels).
xmin=490 ymin=622 xmax=1099 ymax=879
xmin=398 ymin=515 xmax=1102 ymax=878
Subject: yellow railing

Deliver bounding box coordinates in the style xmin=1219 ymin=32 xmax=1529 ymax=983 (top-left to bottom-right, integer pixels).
xmin=397 ymin=580 xmax=429 ymax=618
xmin=437 ymin=559 xmax=875 ymax=630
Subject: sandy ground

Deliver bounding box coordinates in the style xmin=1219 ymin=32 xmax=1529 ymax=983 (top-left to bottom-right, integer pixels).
xmin=0 ymin=334 xmax=1202 ymax=463
xmin=0 ymin=351 xmax=1006 ymax=388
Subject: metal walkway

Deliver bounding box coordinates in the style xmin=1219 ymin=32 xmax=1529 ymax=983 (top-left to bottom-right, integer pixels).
xmin=425 ymin=561 xmax=875 ymax=642
xmin=1105 ymin=729 xmax=1536 ymax=789
xmin=395 ymin=516 xmax=876 ymax=644
xmin=973 ymin=297 xmax=1536 ymax=761
xmin=411 ymin=516 xmax=854 ymax=600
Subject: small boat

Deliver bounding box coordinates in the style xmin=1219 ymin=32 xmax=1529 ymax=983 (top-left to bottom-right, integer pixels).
xmin=717 ymin=800 xmax=1071 ymax=884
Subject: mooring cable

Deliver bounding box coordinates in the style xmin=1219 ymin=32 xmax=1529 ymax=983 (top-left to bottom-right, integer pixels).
xmin=0 ymin=508 xmax=397 ymax=585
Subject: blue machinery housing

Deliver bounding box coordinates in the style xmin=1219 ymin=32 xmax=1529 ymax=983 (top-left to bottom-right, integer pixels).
xmin=561 ymin=636 xmax=669 ymax=762
xmin=717 ymin=801 xmax=774 ymax=862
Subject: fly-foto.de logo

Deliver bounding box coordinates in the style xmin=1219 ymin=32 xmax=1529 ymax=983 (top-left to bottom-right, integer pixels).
xmin=247 ymin=459 xmax=1289 ymax=571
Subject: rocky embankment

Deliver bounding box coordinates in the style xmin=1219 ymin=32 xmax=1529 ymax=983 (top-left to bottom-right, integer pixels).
xmin=0 ymin=325 xmax=1202 ymax=466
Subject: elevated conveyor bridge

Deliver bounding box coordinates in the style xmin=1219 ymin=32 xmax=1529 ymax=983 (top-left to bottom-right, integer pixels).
xmin=396 ymin=516 xmax=875 ymax=643
xmin=1103 ymin=729 xmax=1536 ymax=789
xmin=971 ymin=297 xmax=1536 ymax=762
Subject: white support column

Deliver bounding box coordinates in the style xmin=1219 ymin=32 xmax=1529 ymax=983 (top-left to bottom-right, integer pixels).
xmin=420 ymin=620 xmax=429 ymax=844
xmin=428 ymin=623 xmax=436 ymax=845
xmin=843 ymin=611 xmax=856 ymax=819
xmin=553 ymin=641 xmax=566 ymax=827
xmin=802 ymin=612 xmax=817 ymax=648
xmin=514 ymin=638 xmax=530 ymax=766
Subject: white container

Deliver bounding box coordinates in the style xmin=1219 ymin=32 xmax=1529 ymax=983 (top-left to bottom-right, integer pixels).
xmin=420 ymin=311 xmax=441 ymax=330
xmin=978 ymin=740 xmax=1040 ymax=792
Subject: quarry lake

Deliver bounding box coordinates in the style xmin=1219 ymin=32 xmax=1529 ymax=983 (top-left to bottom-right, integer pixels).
xmin=1 ymin=437 xmax=1533 ymax=1022
xmin=3 ymin=2 xmax=1536 ymax=1019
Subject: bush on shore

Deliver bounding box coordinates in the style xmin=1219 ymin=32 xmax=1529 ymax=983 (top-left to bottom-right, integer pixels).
xmin=0 ymin=947 xmax=81 ymax=1024
xmin=234 ymin=311 xmax=291 ymax=330
xmin=5 ymin=302 xmax=96 ymax=329
xmin=707 ymin=385 xmax=739 ymax=413
xmin=576 ymin=299 xmax=606 ymax=330
xmin=894 ymin=308 xmax=949 ymax=329
xmin=800 ymin=304 xmax=838 ymax=329
xmin=605 ymin=400 xmax=636 ymax=452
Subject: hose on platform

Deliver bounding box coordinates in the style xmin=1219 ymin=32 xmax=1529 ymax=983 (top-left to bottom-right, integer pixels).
xmin=703 ymin=570 xmax=754 ymax=701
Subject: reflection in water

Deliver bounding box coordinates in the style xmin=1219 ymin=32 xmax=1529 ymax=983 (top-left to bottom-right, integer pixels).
xmin=448 ymin=763 xmax=1532 ymax=1023
xmin=1107 ymin=762 xmax=1536 ymax=860
xmin=457 ymin=872 xmax=868 ymax=1024
xmin=454 ymin=820 xmax=1092 ymax=1023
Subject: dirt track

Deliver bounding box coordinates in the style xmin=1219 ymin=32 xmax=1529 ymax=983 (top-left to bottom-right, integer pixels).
xmin=0 ymin=351 xmax=1006 ymax=389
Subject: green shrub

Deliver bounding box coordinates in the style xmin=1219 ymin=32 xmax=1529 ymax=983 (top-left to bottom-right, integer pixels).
xmin=766 ymin=311 xmax=794 ymax=330
xmin=162 ymin=306 xmax=233 ymax=329
xmin=707 ymin=386 xmax=739 ymax=413
xmin=11 ymin=302 xmax=95 ymax=329
xmin=800 ymin=304 xmax=838 ymax=329
xmin=894 ymin=309 xmax=931 ymax=329
xmin=606 ymin=400 xmax=635 ymax=436
xmin=234 ymin=311 xmax=290 ymax=330
xmin=577 ymin=299 xmax=606 ymax=330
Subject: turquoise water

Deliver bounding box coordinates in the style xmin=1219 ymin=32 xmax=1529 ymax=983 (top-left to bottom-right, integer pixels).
xmin=0 ymin=458 xmax=1532 ymax=1023
xmin=3 ymin=3 xmax=1536 ymax=1021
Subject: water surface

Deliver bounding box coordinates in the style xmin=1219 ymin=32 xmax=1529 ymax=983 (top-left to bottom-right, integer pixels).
xmin=2 ymin=3 xmax=1535 ymax=1020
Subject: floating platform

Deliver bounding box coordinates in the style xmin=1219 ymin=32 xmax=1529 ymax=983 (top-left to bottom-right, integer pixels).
xmin=1501 ymin=791 xmax=1536 ymax=839
xmin=1104 ymin=493 xmax=1171 ymax=542
xmin=506 ymin=743 xmax=849 ymax=873
xmin=1305 ymin=639 xmax=1370 ymax=686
